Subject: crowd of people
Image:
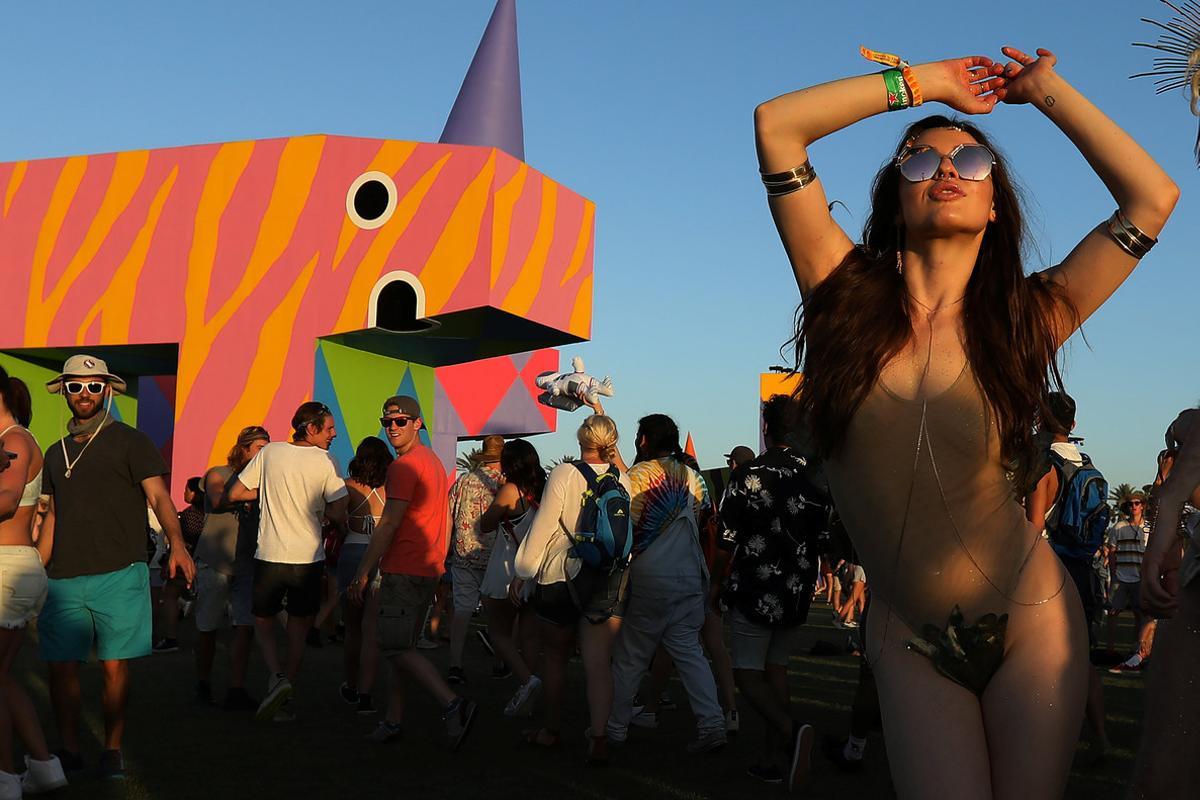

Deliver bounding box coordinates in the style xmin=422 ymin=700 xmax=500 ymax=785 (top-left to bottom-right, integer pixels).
xmin=0 ymin=44 xmax=1197 ymax=800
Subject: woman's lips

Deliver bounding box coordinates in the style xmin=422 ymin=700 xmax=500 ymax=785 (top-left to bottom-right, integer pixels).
xmin=929 ymin=181 xmax=966 ymax=200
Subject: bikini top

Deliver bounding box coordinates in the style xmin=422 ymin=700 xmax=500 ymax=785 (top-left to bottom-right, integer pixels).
xmin=349 ymin=487 xmax=384 ymax=536
xmin=0 ymin=425 xmax=42 ymax=507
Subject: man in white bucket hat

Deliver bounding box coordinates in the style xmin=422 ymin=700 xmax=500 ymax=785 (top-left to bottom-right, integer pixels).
xmin=38 ymin=355 xmax=195 ymax=780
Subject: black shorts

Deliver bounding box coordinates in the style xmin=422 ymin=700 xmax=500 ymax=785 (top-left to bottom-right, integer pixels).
xmin=252 ymin=560 xmax=324 ymax=618
xmin=535 ymin=566 xmax=629 ymax=627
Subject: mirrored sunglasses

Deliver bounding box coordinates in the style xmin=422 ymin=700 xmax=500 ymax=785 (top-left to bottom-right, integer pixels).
xmin=896 ymin=143 xmax=996 ymax=183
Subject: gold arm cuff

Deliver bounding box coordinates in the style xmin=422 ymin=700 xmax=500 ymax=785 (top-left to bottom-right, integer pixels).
xmin=761 ymin=160 xmax=816 ymax=196
xmin=1105 ymin=209 xmax=1158 ymax=259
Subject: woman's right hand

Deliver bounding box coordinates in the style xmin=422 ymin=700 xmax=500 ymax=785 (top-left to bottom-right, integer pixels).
xmin=914 ymin=57 xmax=1006 ymax=115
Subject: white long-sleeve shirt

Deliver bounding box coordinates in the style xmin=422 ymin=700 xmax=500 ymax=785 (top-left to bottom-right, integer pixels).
xmin=514 ymin=460 xmax=631 ymax=586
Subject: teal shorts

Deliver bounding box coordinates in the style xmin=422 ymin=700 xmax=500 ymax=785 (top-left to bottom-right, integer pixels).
xmin=39 ymin=562 xmax=152 ymax=662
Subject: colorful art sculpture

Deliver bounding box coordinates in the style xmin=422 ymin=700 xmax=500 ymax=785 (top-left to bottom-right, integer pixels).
xmin=0 ymin=0 xmax=595 ymax=494
xmin=1132 ymin=0 xmax=1200 ymax=163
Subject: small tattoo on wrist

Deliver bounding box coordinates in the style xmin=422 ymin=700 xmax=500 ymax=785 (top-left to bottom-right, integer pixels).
xmin=1045 ymin=95 xmax=1056 ymax=107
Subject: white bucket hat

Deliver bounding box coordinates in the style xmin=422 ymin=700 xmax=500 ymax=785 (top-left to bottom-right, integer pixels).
xmin=45 ymin=354 xmax=128 ymax=395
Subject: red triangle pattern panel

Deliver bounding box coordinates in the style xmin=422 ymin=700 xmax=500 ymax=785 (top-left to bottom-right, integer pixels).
xmin=436 ymin=356 xmax=519 ymax=435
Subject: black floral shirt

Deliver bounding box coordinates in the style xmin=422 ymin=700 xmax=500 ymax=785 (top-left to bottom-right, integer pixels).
xmin=719 ymin=447 xmax=829 ymax=629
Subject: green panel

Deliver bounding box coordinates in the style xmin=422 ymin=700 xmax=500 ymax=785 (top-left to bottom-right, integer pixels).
xmin=408 ymin=363 xmax=437 ymax=432
xmin=0 ymin=353 xmax=62 ymax=450
xmin=318 ymin=340 xmax=410 ymax=447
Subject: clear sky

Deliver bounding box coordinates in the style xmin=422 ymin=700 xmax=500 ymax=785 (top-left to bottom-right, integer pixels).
xmin=0 ymin=0 xmax=1194 ymax=488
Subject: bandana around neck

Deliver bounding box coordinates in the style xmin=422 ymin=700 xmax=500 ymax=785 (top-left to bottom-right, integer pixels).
xmin=67 ymin=409 xmax=110 ymax=438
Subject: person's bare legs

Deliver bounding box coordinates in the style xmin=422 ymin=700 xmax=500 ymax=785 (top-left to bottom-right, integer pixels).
xmin=384 ymin=648 xmax=456 ymax=725
xmin=517 ymin=606 xmax=540 ymax=678
xmin=840 ymin=581 xmax=865 ymax=624
xmin=229 ymin=625 xmax=254 ymax=690
xmin=313 ymin=575 xmax=339 ymax=635
xmin=47 ymin=662 xmax=82 ymax=755
xmin=1131 ymin=579 xmax=1200 ymax=798
xmin=537 ymin=620 xmax=574 ymax=738
xmin=579 ymin=616 xmax=619 ymax=736
xmin=638 ymin=647 xmax=673 ymax=715
xmin=254 ymin=616 xmax=284 ymax=677
xmin=701 ymin=611 xmax=738 ymax=713
xmin=872 ymin=634 xmax=993 ymax=800
xmin=982 ymin=577 xmax=1088 ymax=800
xmin=98 ymin=660 xmax=130 ymax=751
xmin=358 ymin=591 xmax=380 ymax=694
xmin=195 ymin=630 xmax=217 ymax=684
xmin=1136 ymin=616 xmax=1156 ymax=660
xmin=284 ymin=616 xmax=312 ymax=683
xmin=342 ymin=597 xmax=365 ymax=691
xmin=0 ymin=629 xmax=52 ymax=772
xmin=485 ymin=599 xmax=531 ymax=684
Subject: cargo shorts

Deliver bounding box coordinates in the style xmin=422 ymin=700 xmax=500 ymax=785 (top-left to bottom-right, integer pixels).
xmin=378 ymin=573 xmax=439 ymax=655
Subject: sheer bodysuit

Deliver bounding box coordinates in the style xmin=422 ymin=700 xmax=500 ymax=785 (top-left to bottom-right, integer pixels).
xmin=824 ymin=318 xmax=1066 ymax=696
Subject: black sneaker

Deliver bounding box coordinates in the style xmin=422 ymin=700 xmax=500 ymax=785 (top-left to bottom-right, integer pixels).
xmin=491 ymin=663 xmax=512 ymax=680
xmin=223 ymin=687 xmax=258 ymax=711
xmin=822 ymin=734 xmax=864 ymax=773
xmin=443 ymin=697 xmax=478 ymax=752
xmin=339 ymin=682 xmax=359 ymax=705
xmin=357 ymin=693 xmax=377 ymax=715
xmin=152 ymin=638 xmax=179 ymax=654
xmin=447 ymin=666 xmax=467 ymax=685
xmin=52 ymin=749 xmax=84 ymax=773
xmin=195 ymin=681 xmax=215 ymax=706
xmin=98 ymin=749 xmax=125 ymax=780
xmin=367 ymin=720 xmax=403 ymax=743
xmin=746 ymin=763 xmax=784 ymax=784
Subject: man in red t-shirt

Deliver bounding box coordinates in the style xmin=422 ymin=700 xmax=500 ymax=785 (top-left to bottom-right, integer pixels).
xmin=349 ymin=395 xmax=476 ymax=750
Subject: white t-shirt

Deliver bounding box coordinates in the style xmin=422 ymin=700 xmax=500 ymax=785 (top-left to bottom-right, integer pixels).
xmin=238 ymin=442 xmax=348 ymax=564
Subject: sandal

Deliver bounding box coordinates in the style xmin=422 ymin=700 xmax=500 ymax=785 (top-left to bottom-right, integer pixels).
xmin=519 ymin=727 xmax=560 ymax=748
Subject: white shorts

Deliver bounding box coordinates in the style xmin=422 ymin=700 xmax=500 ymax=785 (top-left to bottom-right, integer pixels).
xmin=729 ymin=608 xmax=802 ymax=671
xmin=0 ymin=546 xmax=48 ymax=629
xmin=195 ymin=562 xmax=254 ymax=632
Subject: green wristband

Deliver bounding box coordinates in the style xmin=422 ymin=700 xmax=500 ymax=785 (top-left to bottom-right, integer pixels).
xmin=881 ymin=68 xmax=911 ymax=111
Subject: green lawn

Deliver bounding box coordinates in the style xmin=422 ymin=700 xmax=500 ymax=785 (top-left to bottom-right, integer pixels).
xmin=11 ymin=599 xmax=1143 ymax=799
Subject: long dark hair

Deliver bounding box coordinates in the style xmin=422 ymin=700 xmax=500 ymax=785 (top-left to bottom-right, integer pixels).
xmin=635 ymin=413 xmax=683 ymax=464
xmin=0 ymin=366 xmax=32 ymax=427
xmin=227 ymin=425 xmax=270 ymax=471
xmin=348 ymin=437 xmax=393 ymax=489
xmin=500 ymin=439 xmax=546 ymax=502
xmin=790 ymin=114 xmax=1075 ymax=490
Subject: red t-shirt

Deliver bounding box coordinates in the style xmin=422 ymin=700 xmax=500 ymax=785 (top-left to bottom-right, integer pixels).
xmin=381 ymin=444 xmax=449 ymax=577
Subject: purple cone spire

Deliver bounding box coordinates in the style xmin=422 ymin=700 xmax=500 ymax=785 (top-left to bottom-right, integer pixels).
xmin=439 ymin=0 xmax=525 ymax=162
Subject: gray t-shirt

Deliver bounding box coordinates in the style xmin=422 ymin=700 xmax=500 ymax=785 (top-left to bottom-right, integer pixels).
xmin=42 ymin=421 xmax=167 ymax=580
xmin=195 ymin=465 xmax=239 ymax=574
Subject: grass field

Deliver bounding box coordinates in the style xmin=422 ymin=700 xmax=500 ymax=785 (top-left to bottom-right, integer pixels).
xmin=11 ymin=599 xmax=1145 ymax=799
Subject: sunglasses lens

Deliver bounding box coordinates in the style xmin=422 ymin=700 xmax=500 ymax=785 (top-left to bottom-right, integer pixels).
xmin=951 ymin=145 xmax=995 ymax=181
xmin=898 ymin=148 xmax=941 ymax=182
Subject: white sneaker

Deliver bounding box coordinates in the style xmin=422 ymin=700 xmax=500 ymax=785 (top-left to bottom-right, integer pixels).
xmin=416 ymin=636 xmax=440 ymax=650
xmin=630 ymin=709 xmax=659 ymax=729
xmin=272 ymin=696 xmax=296 ymax=723
xmin=504 ymin=675 xmax=543 ymax=717
xmin=725 ymin=709 xmax=740 ymax=735
xmin=21 ymin=756 xmax=68 ymax=794
xmin=255 ymin=673 xmax=293 ymax=722
xmin=0 ymin=771 xmax=20 ymax=800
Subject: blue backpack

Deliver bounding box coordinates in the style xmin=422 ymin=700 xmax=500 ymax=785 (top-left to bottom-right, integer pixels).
xmin=569 ymin=462 xmax=632 ymax=574
xmin=1047 ymin=450 xmax=1111 ymax=562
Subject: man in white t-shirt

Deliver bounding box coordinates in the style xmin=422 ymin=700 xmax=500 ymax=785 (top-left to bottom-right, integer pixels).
xmin=1106 ymin=492 xmax=1152 ymax=673
xmin=226 ymin=401 xmax=349 ymax=722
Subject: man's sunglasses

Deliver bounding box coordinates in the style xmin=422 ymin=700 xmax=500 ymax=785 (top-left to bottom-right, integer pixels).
xmin=896 ymin=143 xmax=996 ymax=183
xmin=380 ymin=416 xmax=415 ymax=429
xmin=64 ymin=380 xmax=107 ymax=396
xmin=1129 ymin=500 xmax=1144 ymax=506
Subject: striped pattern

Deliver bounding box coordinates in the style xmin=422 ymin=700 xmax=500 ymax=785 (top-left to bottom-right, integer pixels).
xmin=0 ymin=135 xmax=594 ymax=483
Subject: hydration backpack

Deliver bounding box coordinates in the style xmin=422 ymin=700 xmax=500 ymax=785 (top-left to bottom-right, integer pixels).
xmin=568 ymin=462 xmax=632 ymax=574
xmin=1046 ymin=450 xmax=1111 ymax=562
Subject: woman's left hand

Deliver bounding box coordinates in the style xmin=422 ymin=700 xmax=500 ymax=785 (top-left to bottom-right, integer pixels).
xmin=992 ymin=47 xmax=1058 ymax=105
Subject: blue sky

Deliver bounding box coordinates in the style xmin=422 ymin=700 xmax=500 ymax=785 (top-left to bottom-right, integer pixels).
xmin=1 ymin=1 xmax=1194 ymax=488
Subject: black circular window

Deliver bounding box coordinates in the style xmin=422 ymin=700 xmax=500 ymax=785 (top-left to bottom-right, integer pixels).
xmin=353 ymin=180 xmax=391 ymax=221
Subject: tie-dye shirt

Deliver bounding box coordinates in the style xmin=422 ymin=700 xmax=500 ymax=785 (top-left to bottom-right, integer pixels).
xmin=628 ymin=457 xmax=711 ymax=556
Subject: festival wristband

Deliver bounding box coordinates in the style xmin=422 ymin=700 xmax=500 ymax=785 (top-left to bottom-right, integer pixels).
xmin=862 ymin=46 xmax=923 ymax=108
xmin=881 ymin=68 xmax=910 ymax=111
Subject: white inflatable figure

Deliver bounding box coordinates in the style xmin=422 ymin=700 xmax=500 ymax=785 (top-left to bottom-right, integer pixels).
xmin=535 ymin=357 xmax=614 ymax=412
